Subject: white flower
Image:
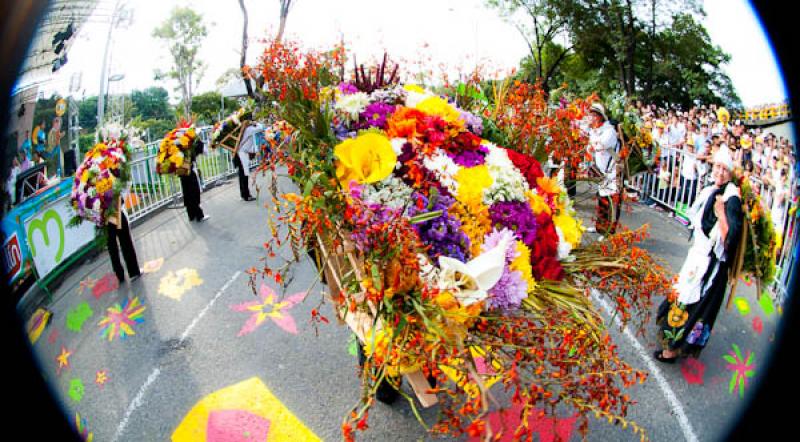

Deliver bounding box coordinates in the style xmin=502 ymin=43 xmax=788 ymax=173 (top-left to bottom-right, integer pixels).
xmin=361 ymin=176 xmax=414 ymax=211
xmin=390 ymin=137 xmax=407 ymax=157
xmin=555 ymin=226 xmax=573 ymax=261
xmin=437 ymin=236 xmax=510 ymax=306
xmin=92 ymin=199 xmax=102 ymax=212
xmin=483 ymin=144 xmax=529 ymax=204
xmin=422 ymin=150 xmax=461 ymax=195
xmin=335 ymin=92 xmax=370 ymax=121
xmin=405 ymin=90 xmax=433 ymax=108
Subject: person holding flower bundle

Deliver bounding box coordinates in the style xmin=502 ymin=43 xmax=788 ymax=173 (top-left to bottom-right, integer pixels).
xmin=71 ymin=131 xmax=141 ymax=283
xmin=655 ymin=146 xmax=744 ymax=362
xmin=234 ymin=122 xmax=259 ymax=202
xmin=157 ymin=124 xmax=208 ymax=221
xmin=178 ymin=137 xmax=208 ymax=222
xmin=587 ymin=102 xmax=621 ymax=236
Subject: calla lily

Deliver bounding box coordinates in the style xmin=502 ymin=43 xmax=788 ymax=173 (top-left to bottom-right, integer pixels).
xmin=437 ymin=236 xmax=510 ymax=306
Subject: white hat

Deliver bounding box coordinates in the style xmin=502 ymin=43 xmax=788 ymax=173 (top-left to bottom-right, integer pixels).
xmin=713 ymin=145 xmax=734 ymax=171
xmin=589 ymin=103 xmax=607 ymax=121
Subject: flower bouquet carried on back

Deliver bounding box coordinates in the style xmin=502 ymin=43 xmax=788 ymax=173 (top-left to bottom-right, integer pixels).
xmin=211 ymin=106 xmax=253 ymax=152
xmin=156 ymin=122 xmax=201 ymax=176
xmin=249 ymin=39 xmax=676 ymax=441
xmin=70 ymin=133 xmax=131 ymax=227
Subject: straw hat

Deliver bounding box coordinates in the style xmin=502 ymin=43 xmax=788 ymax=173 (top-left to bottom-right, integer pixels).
xmin=589 ymin=103 xmax=607 ymax=121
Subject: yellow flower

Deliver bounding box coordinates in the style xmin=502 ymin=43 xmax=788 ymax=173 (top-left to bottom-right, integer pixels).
xmin=416 ymin=96 xmax=464 ymax=129
xmin=527 ymin=190 xmax=551 ymax=215
xmin=536 ymin=176 xmax=562 ymax=195
xmin=553 ymin=212 xmax=583 ymax=247
xmin=178 ymin=136 xmax=190 ymax=148
xmin=451 ymin=199 xmax=492 ymax=257
xmin=454 ymin=165 xmax=492 ymax=205
xmin=510 ymin=241 xmax=536 ymax=292
xmin=403 ymin=84 xmax=425 ymax=93
xmin=334 ymin=132 xmax=397 ymax=190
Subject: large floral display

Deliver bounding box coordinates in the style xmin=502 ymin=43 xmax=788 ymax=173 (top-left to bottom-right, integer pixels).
xmin=156 ymin=123 xmax=200 ymax=176
xmin=70 ymin=136 xmax=131 ymax=227
xmin=249 ymin=40 xmax=675 ymax=440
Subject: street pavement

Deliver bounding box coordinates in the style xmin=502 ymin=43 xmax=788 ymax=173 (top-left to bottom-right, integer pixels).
xmin=23 ymin=174 xmax=780 ymax=441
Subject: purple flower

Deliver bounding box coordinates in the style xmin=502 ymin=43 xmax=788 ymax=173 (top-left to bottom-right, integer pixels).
xmin=338 ymin=82 xmax=359 ymax=95
xmin=357 ymin=102 xmax=396 ymax=130
xmin=481 ymin=228 xmax=520 ymax=262
xmin=459 ymin=110 xmax=484 ymax=135
xmin=408 ymin=191 xmax=470 ymax=262
xmin=489 ymin=201 xmax=538 ymax=247
xmin=487 ymin=269 xmax=527 ymax=311
xmin=448 ymin=145 xmax=488 ymax=167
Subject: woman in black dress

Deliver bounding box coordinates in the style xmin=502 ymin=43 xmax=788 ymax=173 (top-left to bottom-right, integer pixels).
xmin=655 ymin=146 xmax=744 ymax=362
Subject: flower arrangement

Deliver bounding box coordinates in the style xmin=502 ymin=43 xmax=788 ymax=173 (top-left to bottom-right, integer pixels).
xmin=156 ymin=122 xmax=199 ymax=176
xmin=249 ymin=39 xmax=675 ymax=441
xmin=736 ymin=176 xmax=778 ymax=286
xmin=211 ymin=106 xmax=253 ymax=146
xmin=70 ymin=137 xmax=131 ymax=227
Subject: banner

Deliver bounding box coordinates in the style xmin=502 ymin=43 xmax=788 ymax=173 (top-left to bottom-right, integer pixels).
xmin=2 ymin=233 xmax=23 ymax=283
xmin=24 ymin=196 xmax=95 ymax=279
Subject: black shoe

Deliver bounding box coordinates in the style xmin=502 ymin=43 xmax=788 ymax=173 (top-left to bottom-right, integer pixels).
xmin=116 ymin=273 xmax=125 ymax=284
xmin=653 ymin=350 xmax=677 ymax=364
xmin=198 ymin=214 xmax=210 ymax=222
xmin=375 ymin=377 xmax=401 ymax=404
xmin=243 ymin=196 xmax=256 ymax=202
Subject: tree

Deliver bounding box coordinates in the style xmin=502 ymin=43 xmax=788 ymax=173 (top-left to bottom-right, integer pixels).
xmin=190 ymin=91 xmax=238 ymax=125
xmin=153 ymin=7 xmax=208 ymax=118
xmin=237 ymin=0 xmax=254 ymax=98
xmin=78 ymin=96 xmax=98 ymax=133
xmin=487 ymin=0 xmax=571 ymax=92
xmin=276 ymin=0 xmax=295 ymax=42
xmin=130 ymin=87 xmax=172 ymax=121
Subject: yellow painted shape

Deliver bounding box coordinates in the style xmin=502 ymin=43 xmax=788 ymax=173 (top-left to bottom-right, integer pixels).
xmin=439 ymin=347 xmax=502 ymax=398
xmin=172 ymin=377 xmax=320 ymax=442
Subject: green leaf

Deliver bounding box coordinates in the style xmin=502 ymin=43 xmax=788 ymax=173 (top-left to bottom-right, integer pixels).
xmin=728 ymin=374 xmax=737 ymax=395
xmin=722 ymin=355 xmax=737 ymax=365
xmin=409 ymin=210 xmax=443 ymax=224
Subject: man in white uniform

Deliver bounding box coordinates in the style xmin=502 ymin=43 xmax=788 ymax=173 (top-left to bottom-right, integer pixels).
xmin=235 ymin=122 xmax=260 ymax=201
xmin=587 ymin=103 xmax=620 ymax=236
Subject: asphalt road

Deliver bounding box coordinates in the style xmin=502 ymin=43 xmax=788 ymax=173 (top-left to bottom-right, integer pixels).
xmin=24 ymin=174 xmax=779 ymax=441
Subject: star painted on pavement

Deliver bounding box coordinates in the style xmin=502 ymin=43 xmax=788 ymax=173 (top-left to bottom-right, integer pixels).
xmin=56 ymin=346 xmax=72 ymax=375
xmin=95 ymin=370 xmax=109 ymax=388
xmin=230 ymin=285 xmax=306 ymax=336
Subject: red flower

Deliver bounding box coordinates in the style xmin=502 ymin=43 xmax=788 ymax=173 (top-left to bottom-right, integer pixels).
xmin=505 ymin=148 xmax=544 ymax=188
xmin=532 ymin=256 xmax=565 ymax=281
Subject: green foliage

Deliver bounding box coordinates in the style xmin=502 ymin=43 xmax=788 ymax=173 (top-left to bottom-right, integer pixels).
xmin=189 ymin=91 xmax=238 ymax=125
xmin=131 ymin=87 xmax=173 ymax=121
xmin=78 ymin=96 xmax=98 ymax=133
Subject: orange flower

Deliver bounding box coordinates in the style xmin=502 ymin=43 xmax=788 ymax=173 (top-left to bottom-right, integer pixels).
xmin=536 ymin=176 xmax=561 ymax=195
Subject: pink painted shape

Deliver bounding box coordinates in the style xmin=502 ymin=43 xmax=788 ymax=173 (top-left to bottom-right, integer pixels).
xmin=468 ymin=404 xmax=577 ymax=442
xmin=681 ymin=358 xmax=706 ymax=385
xmin=206 ymin=409 xmax=271 ymax=442
xmin=48 ymin=328 xmax=59 ymax=345
xmin=474 ymin=357 xmax=494 ymax=376
xmin=271 ymin=315 xmax=298 ymax=335
xmin=92 ymin=273 xmax=119 ymax=300
xmin=752 ymin=316 xmax=763 ymax=335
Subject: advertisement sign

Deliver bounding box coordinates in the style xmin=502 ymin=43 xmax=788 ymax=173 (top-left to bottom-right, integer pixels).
xmin=24 ymin=196 xmax=95 ymax=279
xmin=2 ymin=233 xmax=23 ymax=283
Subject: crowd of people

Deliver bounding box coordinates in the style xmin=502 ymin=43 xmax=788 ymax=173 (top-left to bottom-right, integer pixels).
xmin=627 ymin=101 xmax=795 ymax=242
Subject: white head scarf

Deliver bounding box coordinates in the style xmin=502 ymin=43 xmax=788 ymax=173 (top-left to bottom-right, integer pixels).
xmin=713 ymin=145 xmax=734 ymax=171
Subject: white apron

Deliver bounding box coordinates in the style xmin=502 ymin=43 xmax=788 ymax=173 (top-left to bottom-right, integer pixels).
xmin=674 ymin=183 xmax=739 ymax=305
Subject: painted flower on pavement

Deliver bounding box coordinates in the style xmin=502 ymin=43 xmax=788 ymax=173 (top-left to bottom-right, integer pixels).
xmin=98 ymin=297 xmax=146 ymax=342
xmin=680 ymin=358 xmax=705 ymax=385
xmin=69 ymin=378 xmax=85 ymax=403
xmin=230 ymin=285 xmax=306 ymax=337
xmin=92 ymin=273 xmax=119 ymax=300
xmin=142 ymin=257 xmax=165 ymax=274
xmin=95 ymin=370 xmax=109 ymax=388
xmin=158 ymin=268 xmax=203 ymax=301
xmin=56 ymin=346 xmax=72 ymax=375
xmin=723 ymin=344 xmax=755 ymax=398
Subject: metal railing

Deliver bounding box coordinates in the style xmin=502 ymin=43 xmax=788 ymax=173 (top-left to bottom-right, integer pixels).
xmin=626 ymin=146 xmax=797 ymax=305
xmin=126 ymin=125 xmax=261 ymax=224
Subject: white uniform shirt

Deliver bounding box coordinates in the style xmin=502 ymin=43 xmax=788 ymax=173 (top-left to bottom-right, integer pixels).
xmin=237 ymin=124 xmax=261 ymax=177
xmin=589 ymin=121 xmax=618 ymax=196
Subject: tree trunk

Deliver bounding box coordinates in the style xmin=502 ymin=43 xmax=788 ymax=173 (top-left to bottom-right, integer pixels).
xmin=238 ymin=0 xmax=254 ymax=98
xmin=624 ymin=0 xmax=636 ymax=96
xmin=276 ymin=0 xmax=292 ymax=42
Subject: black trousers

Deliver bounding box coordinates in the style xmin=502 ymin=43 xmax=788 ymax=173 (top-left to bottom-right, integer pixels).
xmin=233 ymin=155 xmax=252 ymax=199
xmin=179 ymin=169 xmax=205 ymax=221
xmin=107 ymin=212 xmax=140 ymax=282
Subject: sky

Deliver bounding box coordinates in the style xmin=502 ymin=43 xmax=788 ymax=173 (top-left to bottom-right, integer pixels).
xmin=33 ymin=0 xmax=788 ymax=108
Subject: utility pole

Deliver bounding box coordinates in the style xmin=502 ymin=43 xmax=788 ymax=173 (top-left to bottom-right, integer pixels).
xmin=96 ymin=0 xmax=131 ymax=130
